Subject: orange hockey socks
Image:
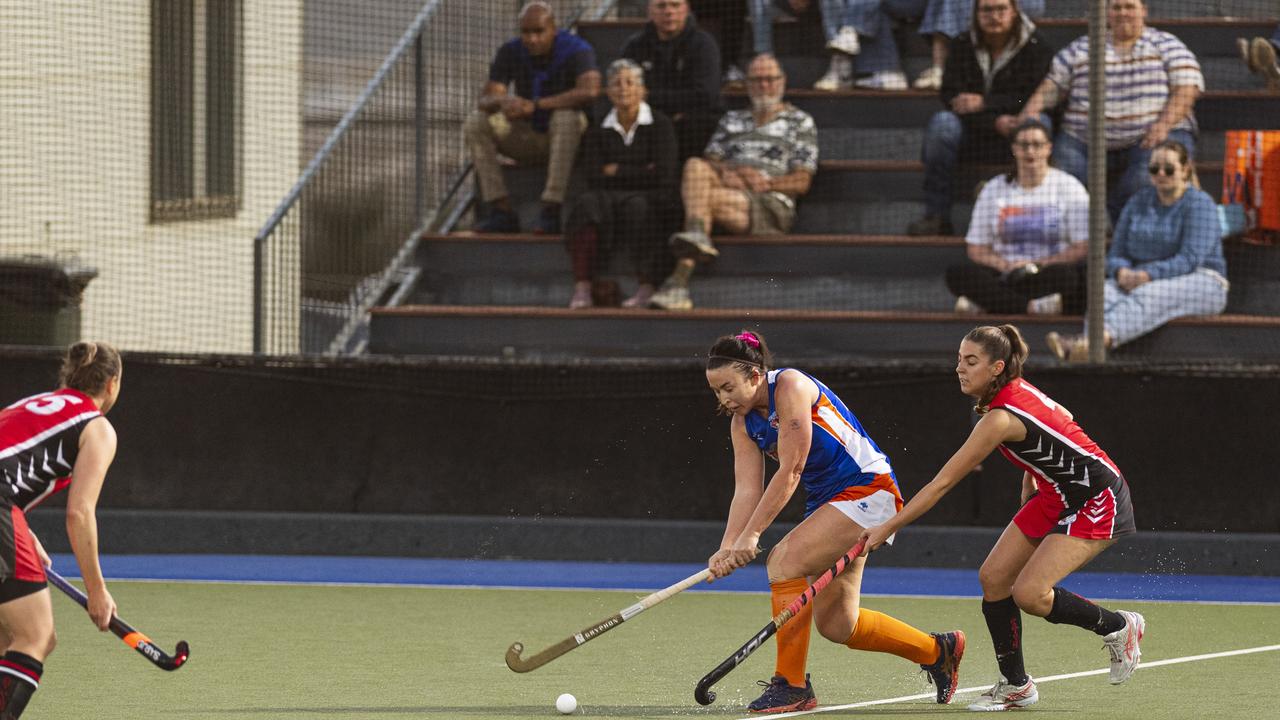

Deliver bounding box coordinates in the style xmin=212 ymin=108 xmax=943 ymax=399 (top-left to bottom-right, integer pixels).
xmin=770 ymin=577 xmax=813 ymax=687
xmin=844 ymin=608 xmax=939 ymax=665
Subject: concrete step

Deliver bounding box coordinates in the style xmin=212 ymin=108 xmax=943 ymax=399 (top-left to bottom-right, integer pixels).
xmin=486 ymin=158 xmax=1228 ymax=236
xmin=409 ymin=232 xmax=1280 ymax=315
xmin=817 ymin=127 xmax=1231 ymax=162
xmin=368 ymin=304 xmax=1280 ymax=362
xmin=728 ymin=89 xmax=1280 ymax=133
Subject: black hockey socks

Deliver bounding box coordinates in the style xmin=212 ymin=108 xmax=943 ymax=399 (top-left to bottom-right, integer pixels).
xmin=982 ymin=596 xmax=1029 ymax=686
xmin=1045 ymin=586 xmax=1126 ymax=635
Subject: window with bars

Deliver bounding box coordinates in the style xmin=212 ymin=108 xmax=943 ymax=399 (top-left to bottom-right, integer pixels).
xmin=150 ymin=0 xmax=241 ymax=222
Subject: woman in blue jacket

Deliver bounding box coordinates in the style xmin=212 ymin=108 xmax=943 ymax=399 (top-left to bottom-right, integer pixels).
xmin=1047 ymin=140 xmax=1228 ymax=360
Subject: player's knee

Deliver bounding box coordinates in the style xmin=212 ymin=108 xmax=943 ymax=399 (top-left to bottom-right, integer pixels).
xmin=814 ymin=609 xmax=854 ymax=643
xmin=976 ymin=562 xmax=1010 ymax=594
xmin=1010 ymin=582 xmax=1052 ymax=617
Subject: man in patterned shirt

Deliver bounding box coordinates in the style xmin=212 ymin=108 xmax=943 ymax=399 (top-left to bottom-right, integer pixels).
xmin=650 ymin=53 xmax=818 ymax=310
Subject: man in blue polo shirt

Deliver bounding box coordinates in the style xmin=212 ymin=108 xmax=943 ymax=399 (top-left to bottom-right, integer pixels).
xmin=464 ymin=1 xmax=601 ymax=233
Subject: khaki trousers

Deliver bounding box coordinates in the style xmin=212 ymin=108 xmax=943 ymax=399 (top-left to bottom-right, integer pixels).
xmin=462 ymin=108 xmax=588 ymax=205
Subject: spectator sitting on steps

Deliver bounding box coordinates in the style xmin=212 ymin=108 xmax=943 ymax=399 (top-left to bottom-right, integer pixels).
xmin=623 ymin=0 xmax=726 ymax=161
xmin=907 ymin=0 xmax=1053 ymax=237
xmin=464 ymin=1 xmax=600 ymax=234
xmin=565 ymin=59 xmax=679 ymax=310
xmin=946 ymin=120 xmax=1090 ymax=317
xmin=648 ymin=53 xmax=818 ymax=311
xmin=1017 ymin=0 xmax=1202 ymax=224
xmin=1047 ymin=140 xmax=1228 ymax=362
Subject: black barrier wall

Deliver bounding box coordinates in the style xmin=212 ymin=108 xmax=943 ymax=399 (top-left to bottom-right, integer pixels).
xmin=3 ymin=349 xmax=1277 ymax=533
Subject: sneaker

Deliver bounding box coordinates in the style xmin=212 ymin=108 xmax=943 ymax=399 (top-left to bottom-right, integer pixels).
xmin=1027 ymin=292 xmax=1063 ymax=315
xmin=568 ymin=283 xmax=593 ymax=309
xmin=621 ymin=284 xmax=654 ymax=308
xmin=967 ymin=677 xmax=1039 ymax=712
xmin=648 ymin=281 xmax=693 ymax=311
xmin=474 ymin=205 xmax=520 ymax=234
xmin=1239 ymin=37 xmax=1259 ymax=73
xmin=827 ymin=26 xmax=860 ymax=56
xmin=914 ymin=65 xmax=944 ymax=90
xmin=533 ymin=205 xmax=561 ymax=235
xmin=855 ymin=70 xmax=908 ymax=90
xmin=724 ymin=64 xmax=746 ymax=86
xmin=814 ymin=55 xmax=853 ymax=91
xmin=747 ymin=674 xmax=817 ymax=714
xmin=1250 ymin=37 xmax=1280 ymax=87
xmin=669 ymin=230 xmax=719 ymax=261
xmin=1101 ymin=610 xmax=1145 ymax=685
xmin=907 ymin=215 xmax=954 ymax=236
xmin=920 ymin=631 xmax=965 ymax=704
xmin=954 ymin=296 xmax=981 ymax=314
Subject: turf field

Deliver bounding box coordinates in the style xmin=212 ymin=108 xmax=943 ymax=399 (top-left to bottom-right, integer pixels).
xmin=39 ymin=577 xmax=1279 ymax=719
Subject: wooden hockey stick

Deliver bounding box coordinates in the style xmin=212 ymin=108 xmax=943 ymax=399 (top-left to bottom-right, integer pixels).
xmin=506 ymin=568 xmax=711 ymax=672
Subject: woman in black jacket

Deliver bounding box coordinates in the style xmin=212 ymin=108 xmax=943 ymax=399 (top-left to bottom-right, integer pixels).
xmin=907 ymin=0 xmax=1055 ymax=236
xmin=566 ymin=58 xmax=679 ymax=309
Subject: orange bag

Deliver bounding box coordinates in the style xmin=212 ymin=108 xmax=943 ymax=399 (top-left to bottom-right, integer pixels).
xmin=1223 ymin=130 xmax=1280 ymax=241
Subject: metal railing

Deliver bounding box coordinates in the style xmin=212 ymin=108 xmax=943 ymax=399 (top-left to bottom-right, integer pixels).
xmin=253 ymin=0 xmax=616 ymax=355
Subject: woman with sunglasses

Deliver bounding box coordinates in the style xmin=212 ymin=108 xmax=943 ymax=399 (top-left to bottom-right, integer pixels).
xmin=1046 ymin=140 xmax=1227 ymax=361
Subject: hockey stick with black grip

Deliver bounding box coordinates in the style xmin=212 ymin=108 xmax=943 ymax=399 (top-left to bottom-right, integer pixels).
xmin=46 ymin=568 xmax=190 ymax=671
xmin=694 ymin=539 xmax=866 ymax=705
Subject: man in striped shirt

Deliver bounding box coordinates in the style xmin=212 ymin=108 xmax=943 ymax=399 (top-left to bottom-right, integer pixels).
xmin=1017 ymin=0 xmax=1202 ymax=222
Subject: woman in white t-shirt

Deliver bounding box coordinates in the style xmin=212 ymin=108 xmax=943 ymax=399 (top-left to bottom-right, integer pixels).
xmin=945 ymin=120 xmax=1090 ymax=315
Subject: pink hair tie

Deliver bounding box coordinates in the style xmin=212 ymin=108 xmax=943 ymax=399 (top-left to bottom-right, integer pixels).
xmin=736 ymin=332 xmax=761 ymax=349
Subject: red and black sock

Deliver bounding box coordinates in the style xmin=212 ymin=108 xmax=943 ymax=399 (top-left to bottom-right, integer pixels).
xmin=1045 ymin=586 xmax=1125 ymax=635
xmin=982 ymin=596 xmax=1028 ymax=686
xmin=0 ymin=651 xmax=42 ymax=719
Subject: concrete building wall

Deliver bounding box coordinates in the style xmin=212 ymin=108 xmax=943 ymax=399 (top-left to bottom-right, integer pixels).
xmin=0 ymin=1 xmax=302 ymax=353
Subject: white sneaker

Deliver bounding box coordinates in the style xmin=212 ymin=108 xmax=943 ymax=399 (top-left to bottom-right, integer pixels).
xmin=967 ymin=677 xmax=1038 ymax=712
xmin=649 ymin=281 xmax=693 ymax=311
xmin=814 ymin=55 xmax=853 ymax=91
xmin=914 ymin=65 xmax=943 ymax=90
xmin=1027 ymin=292 xmax=1063 ymax=315
xmin=855 ymin=70 xmax=908 ymax=90
xmin=1102 ymin=610 xmax=1145 ymax=685
xmin=954 ymin=295 xmax=981 ymax=314
xmin=723 ymin=64 xmax=746 ymax=85
xmin=827 ymin=26 xmax=860 ymax=56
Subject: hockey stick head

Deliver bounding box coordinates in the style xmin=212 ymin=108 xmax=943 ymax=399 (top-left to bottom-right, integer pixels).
xmin=694 ymin=680 xmax=717 ymax=706
xmin=505 ymin=642 xmax=528 ymax=672
xmin=123 ymin=631 xmax=190 ymax=671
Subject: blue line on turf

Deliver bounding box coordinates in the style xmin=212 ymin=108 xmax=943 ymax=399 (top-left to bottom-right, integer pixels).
xmin=47 ymin=554 xmax=1280 ymax=603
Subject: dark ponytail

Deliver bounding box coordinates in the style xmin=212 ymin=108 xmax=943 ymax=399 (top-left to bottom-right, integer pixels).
xmin=964 ymin=324 xmax=1028 ymax=411
xmin=58 ymin=341 xmax=121 ymax=396
xmin=706 ymin=329 xmax=772 ymax=377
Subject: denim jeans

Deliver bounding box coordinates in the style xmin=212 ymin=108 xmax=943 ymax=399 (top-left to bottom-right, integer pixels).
xmin=921 ymin=110 xmax=1009 ymax=218
xmin=1102 ymin=268 xmax=1228 ymax=347
xmin=1272 ymin=23 xmax=1280 ymax=50
xmin=919 ymin=0 xmax=1044 ymax=38
xmin=1052 ymin=128 xmax=1197 ymax=223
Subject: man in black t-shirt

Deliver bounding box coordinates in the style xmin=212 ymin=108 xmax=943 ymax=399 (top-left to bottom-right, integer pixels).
xmin=463 ymin=1 xmax=601 ymax=233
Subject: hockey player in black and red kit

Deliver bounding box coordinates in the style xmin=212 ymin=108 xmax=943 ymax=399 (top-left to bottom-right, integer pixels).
xmin=859 ymin=325 xmax=1144 ymax=713
xmin=0 ymin=342 xmax=123 ymax=718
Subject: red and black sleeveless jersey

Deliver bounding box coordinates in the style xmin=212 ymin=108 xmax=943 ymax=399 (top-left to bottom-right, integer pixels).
xmin=0 ymin=389 xmax=100 ymax=511
xmin=989 ymin=379 xmax=1124 ymax=510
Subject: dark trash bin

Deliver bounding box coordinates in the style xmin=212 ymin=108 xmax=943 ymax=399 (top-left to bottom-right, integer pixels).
xmin=0 ymin=256 xmax=98 ymax=346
